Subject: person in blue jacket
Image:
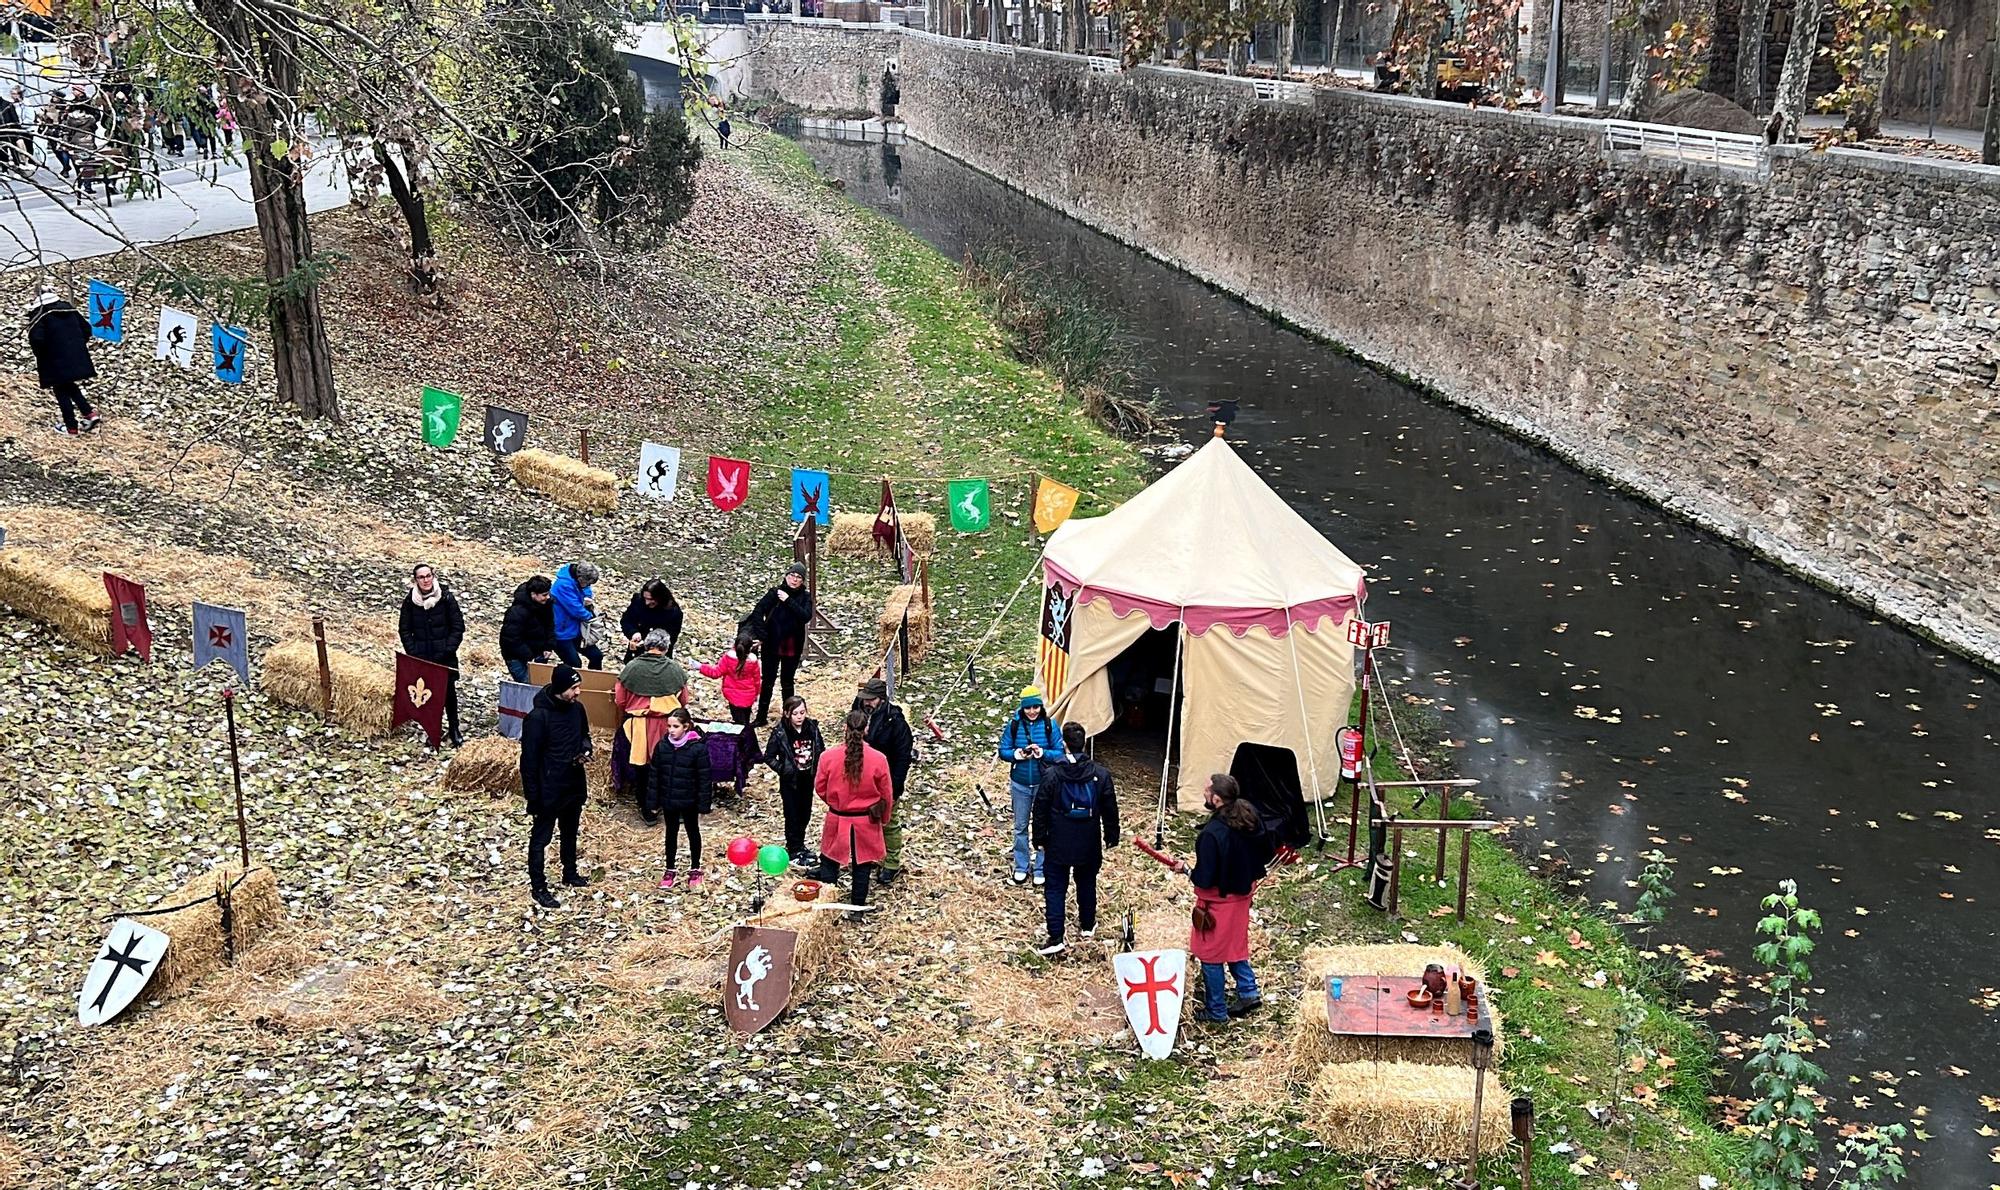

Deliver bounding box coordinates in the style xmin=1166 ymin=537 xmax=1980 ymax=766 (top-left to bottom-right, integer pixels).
xmin=998 ymin=686 xmax=1063 ymax=886
xmin=550 ymin=560 xmax=604 ymax=670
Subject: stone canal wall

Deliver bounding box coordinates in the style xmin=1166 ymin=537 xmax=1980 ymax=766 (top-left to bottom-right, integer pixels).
xmin=743 ymin=22 xmax=2000 ymax=664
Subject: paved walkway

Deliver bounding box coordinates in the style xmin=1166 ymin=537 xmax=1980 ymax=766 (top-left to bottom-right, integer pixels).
xmin=0 ymin=145 xmax=349 ymax=270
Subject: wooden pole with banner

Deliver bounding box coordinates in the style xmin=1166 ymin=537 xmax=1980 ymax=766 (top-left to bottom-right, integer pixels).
xmin=793 ymin=519 xmax=837 ymax=660
xmin=311 ymin=614 xmax=333 ymax=720
xmin=222 ymin=688 xmax=250 ymax=869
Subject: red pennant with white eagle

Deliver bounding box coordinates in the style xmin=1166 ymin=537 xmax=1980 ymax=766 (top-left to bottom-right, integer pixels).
xmin=707 ymin=456 xmax=750 ymax=512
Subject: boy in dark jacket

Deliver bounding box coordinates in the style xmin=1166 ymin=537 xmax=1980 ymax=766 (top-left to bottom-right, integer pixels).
xmin=855 ymin=677 xmax=915 ymax=884
xmin=1031 ymin=722 xmax=1118 ymax=955
xmin=997 ymin=686 xmax=1062 ymax=886
xmin=397 ymin=563 xmax=466 ymax=746
xmin=520 ymin=666 xmax=593 ymax=908
xmin=26 ymin=288 xmax=100 ymax=435
xmin=499 ymin=576 xmax=556 ymax=681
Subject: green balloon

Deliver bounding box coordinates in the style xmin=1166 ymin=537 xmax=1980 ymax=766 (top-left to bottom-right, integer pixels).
xmin=756 ymin=844 xmax=790 ymax=875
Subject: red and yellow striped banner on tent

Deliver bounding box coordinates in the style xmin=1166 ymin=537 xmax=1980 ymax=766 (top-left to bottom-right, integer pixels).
xmin=1036 ymin=581 xmax=1073 ymax=706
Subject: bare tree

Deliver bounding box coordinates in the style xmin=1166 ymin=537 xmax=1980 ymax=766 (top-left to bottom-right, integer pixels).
xmin=1766 ymin=0 xmax=1828 ymax=141
xmin=1735 ymin=0 xmax=1774 ymax=107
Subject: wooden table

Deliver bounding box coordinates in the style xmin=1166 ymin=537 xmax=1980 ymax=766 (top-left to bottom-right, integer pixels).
xmin=1324 ymin=975 xmax=1484 ymax=1040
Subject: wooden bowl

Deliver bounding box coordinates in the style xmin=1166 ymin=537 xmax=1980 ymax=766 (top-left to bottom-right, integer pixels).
xmin=1406 ymin=988 xmax=1434 ymax=1009
xmin=791 ymin=880 xmax=822 ymax=902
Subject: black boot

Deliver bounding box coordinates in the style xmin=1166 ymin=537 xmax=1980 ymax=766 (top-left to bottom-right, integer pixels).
xmin=562 ymin=871 xmax=591 ymax=888
xmin=532 ymin=887 xmax=560 ymax=909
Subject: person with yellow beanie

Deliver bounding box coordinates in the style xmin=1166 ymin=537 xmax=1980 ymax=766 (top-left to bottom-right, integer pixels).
xmin=997 ymin=686 xmax=1063 ymax=886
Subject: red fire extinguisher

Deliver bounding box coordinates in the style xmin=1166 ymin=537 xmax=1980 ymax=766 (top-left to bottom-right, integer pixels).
xmin=1337 ymin=726 xmax=1364 ymax=780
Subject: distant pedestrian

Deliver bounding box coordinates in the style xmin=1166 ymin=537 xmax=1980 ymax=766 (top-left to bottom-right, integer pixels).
xmin=763 ymin=696 xmax=825 ymax=867
xmin=397 ymin=562 xmax=466 ymax=746
xmin=613 ymin=629 xmax=689 ymax=815
xmin=619 ymin=577 xmax=683 ymax=659
xmin=814 ymin=708 xmax=893 ymax=908
xmin=37 ymin=99 xmax=67 ymax=176
xmin=1170 ymin=773 xmax=1270 ymax=1022
xmin=745 ymin=563 xmax=813 ymax=725
xmin=550 ymin=560 xmax=604 ymax=670
xmin=717 ymin=113 xmax=733 ymax=148
xmin=521 ymin=664 xmax=593 ymax=909
xmin=0 ymin=87 xmax=27 ymax=171
xmin=698 ymin=631 xmax=762 ymax=726
xmin=853 ymin=677 xmax=914 ymax=885
xmin=25 ymin=287 xmax=100 ymax=436
xmin=997 ymin=686 xmax=1061 ymax=887
xmin=499 ymin=575 xmax=556 ymax=682
xmin=648 ymin=707 xmax=712 ymax=888
xmin=217 ymin=96 xmax=237 ymax=147
xmin=1031 ymin=722 xmax=1117 ymax=955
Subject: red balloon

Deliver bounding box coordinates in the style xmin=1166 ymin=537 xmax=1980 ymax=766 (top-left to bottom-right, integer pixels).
xmin=727 ymin=836 xmax=759 ymax=867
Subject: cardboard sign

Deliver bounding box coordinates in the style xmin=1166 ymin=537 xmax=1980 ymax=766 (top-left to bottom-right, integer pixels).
xmin=724 ymin=924 xmax=797 ymax=1035
xmin=527 ymin=661 xmax=619 ymax=734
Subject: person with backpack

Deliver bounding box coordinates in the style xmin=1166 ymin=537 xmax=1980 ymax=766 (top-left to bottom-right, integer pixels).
xmin=647 ymin=707 xmax=711 ymax=889
xmin=997 ymin=686 xmax=1062 ymax=887
xmin=520 ymin=665 xmax=593 ymax=909
xmin=763 ymin=696 xmax=826 ymax=868
xmin=1030 ymin=722 xmax=1118 ymax=956
xmin=1166 ymin=773 xmax=1271 ymax=1022
xmin=698 ymin=631 xmax=762 ymax=726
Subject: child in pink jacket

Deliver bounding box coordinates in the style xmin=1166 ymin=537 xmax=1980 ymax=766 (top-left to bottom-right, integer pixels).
xmin=699 ymin=632 xmax=763 ymax=725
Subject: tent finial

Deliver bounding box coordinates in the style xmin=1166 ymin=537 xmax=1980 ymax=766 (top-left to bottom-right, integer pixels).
xmin=1206 ymin=399 xmax=1239 ymax=440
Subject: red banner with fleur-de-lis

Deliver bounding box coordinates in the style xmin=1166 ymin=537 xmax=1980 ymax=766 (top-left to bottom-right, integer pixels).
xmin=392 ymin=652 xmax=452 ymax=749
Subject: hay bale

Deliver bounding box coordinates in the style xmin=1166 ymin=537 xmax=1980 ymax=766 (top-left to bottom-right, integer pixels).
xmin=0 ymin=548 xmax=112 ymax=653
xmin=1304 ymin=1061 xmax=1512 ymax=1160
xmin=507 ymin=448 xmax=619 ymax=515
xmin=444 ymin=735 xmax=521 ymax=795
xmin=748 ymin=897 xmax=843 ymax=1003
xmin=1289 ymin=944 xmax=1502 ymax=1076
xmin=826 ymin=511 xmax=937 ymax=559
xmin=149 ymin=865 xmax=283 ymax=998
xmin=875 ymin=584 xmax=933 ymax=664
xmin=259 ymin=640 xmax=395 ymax=736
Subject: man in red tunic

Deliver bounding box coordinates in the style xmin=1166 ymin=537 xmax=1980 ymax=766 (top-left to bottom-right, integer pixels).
xmin=814 ymin=709 xmax=894 ymax=908
xmin=1170 ymin=773 xmax=1271 ymax=1022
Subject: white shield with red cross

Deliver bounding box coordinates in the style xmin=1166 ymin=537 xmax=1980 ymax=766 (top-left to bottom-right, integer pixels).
xmin=1113 ymin=948 xmax=1187 ymax=1060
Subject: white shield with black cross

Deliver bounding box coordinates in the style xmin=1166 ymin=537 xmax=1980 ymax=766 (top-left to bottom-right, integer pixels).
xmin=77 ymin=918 xmax=170 ymax=1026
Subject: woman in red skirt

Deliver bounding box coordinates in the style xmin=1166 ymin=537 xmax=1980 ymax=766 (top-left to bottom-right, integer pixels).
xmin=814 ymin=709 xmax=893 ymax=907
xmin=1171 ymin=773 xmax=1272 ymax=1022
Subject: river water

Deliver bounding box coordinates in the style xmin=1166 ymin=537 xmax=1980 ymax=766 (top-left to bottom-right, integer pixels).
xmin=793 ymin=132 xmax=1999 ymax=1184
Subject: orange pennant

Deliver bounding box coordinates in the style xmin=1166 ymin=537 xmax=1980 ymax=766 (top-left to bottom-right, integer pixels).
xmin=1033 ymin=477 xmax=1079 ymax=534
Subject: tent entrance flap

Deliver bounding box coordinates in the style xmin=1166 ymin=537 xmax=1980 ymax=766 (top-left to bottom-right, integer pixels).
xmin=1103 ymin=624 xmax=1182 ymax=733
xmin=1230 ymin=742 xmax=1311 ymax=850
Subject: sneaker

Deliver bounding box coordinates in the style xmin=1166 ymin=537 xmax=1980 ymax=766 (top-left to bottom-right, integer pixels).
xmin=1227 ymin=996 xmax=1264 ymax=1018
xmin=876 ymin=867 xmax=900 ymax=888
xmin=57 ymin=424 xmax=78 ymax=436
xmin=1035 ymin=938 xmax=1067 ymax=956
xmin=1079 ymin=926 xmax=1097 ymax=941
xmin=561 ymin=872 xmax=591 ymax=888
xmin=79 ymin=414 xmax=101 ymax=433
xmin=1011 ymin=871 xmax=1029 ymax=886
xmin=1032 ymin=872 xmax=1046 ymax=887
xmin=658 ymin=869 xmax=677 ymax=890
xmin=1194 ymin=1011 xmax=1230 ymax=1024
xmin=641 ymin=809 xmax=659 ymax=825
xmin=793 ymin=850 xmax=818 ymax=870
xmin=687 ymin=868 xmax=705 ymax=888
xmin=531 ymin=889 xmax=560 ymax=909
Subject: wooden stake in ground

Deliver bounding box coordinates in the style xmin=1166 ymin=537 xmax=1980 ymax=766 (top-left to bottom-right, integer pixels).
xmin=222 ymin=688 xmax=251 ymax=870
xmin=579 ymin=428 xmax=591 ymax=467
xmin=311 ymin=614 xmax=333 ymax=720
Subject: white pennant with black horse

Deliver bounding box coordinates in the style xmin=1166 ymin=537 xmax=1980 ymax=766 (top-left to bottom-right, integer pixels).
xmin=78 ymin=918 xmax=170 ymax=1026
xmin=1113 ymin=948 xmax=1187 ymax=1060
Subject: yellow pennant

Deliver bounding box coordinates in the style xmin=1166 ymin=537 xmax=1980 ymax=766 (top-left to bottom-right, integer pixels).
xmin=1033 ymin=477 xmax=1080 ymax=534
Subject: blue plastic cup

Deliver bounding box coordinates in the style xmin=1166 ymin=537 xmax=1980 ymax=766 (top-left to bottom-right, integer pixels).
xmin=1331 ymin=978 xmax=1344 ymax=1000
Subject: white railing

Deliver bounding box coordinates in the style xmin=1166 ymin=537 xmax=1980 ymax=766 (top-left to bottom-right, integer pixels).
xmin=1251 ymin=77 xmax=1312 ymax=104
xmin=1601 ymin=119 xmax=1766 ymax=170
xmin=1087 ymin=54 xmax=1119 ymax=73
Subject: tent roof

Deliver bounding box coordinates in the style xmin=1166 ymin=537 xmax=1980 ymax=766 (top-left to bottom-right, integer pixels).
xmin=1043 ymin=437 xmax=1365 ymax=633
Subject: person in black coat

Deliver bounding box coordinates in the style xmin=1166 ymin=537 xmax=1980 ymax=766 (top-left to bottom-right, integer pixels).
xmin=26 ymin=288 xmax=99 ymax=435
xmin=397 ymin=562 xmax=466 ymax=746
xmin=746 ymin=563 xmax=814 ymax=725
xmin=500 ymin=575 xmax=556 ymax=682
xmin=1031 ymin=722 xmax=1118 ymax=955
xmin=520 ymin=665 xmax=593 ymax=909
xmin=854 ymin=677 xmax=915 ymax=883
xmin=647 ymin=708 xmax=712 ymax=888
xmin=762 ymin=695 xmax=826 ymax=866
xmin=619 ymin=578 xmax=683 ymax=660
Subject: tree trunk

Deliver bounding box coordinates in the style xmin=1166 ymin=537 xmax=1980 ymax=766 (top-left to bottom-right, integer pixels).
xmin=374 ymin=140 xmax=438 ymax=295
xmin=198 ymin=0 xmax=340 ymax=420
xmin=1279 ymin=12 xmax=1296 ymax=73
xmin=1735 ymin=0 xmax=1773 ymax=108
xmin=1613 ymin=0 xmax=1663 ymax=117
xmin=1844 ymin=30 xmax=1889 ymax=138
xmin=1768 ymin=0 xmax=1827 ymax=141
xmin=1227 ymin=0 xmax=1247 ymax=74
xmin=1987 ymin=0 xmax=2000 ymax=163
xmin=1594 ymin=5 xmax=1614 ymax=108
xmin=1324 ymin=0 xmax=1340 ymax=66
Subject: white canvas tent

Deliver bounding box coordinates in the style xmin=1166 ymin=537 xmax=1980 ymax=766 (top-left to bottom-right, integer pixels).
xmin=1037 ymin=437 xmax=1366 ymax=811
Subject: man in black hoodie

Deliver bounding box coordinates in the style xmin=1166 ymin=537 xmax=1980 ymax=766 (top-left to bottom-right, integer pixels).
xmin=26 ymin=287 xmax=100 ymax=436
xmin=500 ymin=575 xmax=556 ymax=682
xmin=520 ymin=665 xmax=593 ymax=909
xmin=854 ymin=677 xmax=915 ymax=885
xmin=1031 ymin=722 xmax=1118 ymax=956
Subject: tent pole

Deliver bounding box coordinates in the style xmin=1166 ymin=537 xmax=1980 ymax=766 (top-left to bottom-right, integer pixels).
xmin=1154 ymin=610 xmax=1187 ymax=847
xmin=1283 ymin=608 xmax=1332 ymax=847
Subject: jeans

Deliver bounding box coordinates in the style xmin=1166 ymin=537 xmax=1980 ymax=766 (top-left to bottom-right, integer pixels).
xmin=52 ymin=380 xmax=95 ymax=432
xmin=663 ymin=806 xmax=702 ymax=870
xmin=1199 ymin=960 xmax=1259 ymax=1020
xmin=506 ymin=658 xmax=531 ymax=683
xmin=554 ymin=637 xmax=603 ymax=670
xmin=528 ymin=804 xmax=582 ymax=892
xmin=1008 ymin=780 xmax=1043 ymax=876
xmin=1043 ymin=858 xmax=1097 ymax=943
xmin=756 ymin=652 xmax=802 ymax=720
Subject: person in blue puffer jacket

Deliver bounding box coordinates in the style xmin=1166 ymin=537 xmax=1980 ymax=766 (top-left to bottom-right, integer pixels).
xmin=997 ymin=686 xmax=1063 ymax=887
xmin=550 ymin=560 xmax=604 ymax=670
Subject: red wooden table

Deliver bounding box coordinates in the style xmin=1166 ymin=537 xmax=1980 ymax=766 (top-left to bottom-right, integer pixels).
xmin=1324 ymin=975 xmax=1482 ymax=1039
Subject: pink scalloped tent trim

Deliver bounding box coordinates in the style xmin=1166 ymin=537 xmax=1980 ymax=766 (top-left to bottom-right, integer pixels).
xmin=1044 ymin=560 xmax=1364 ymax=639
